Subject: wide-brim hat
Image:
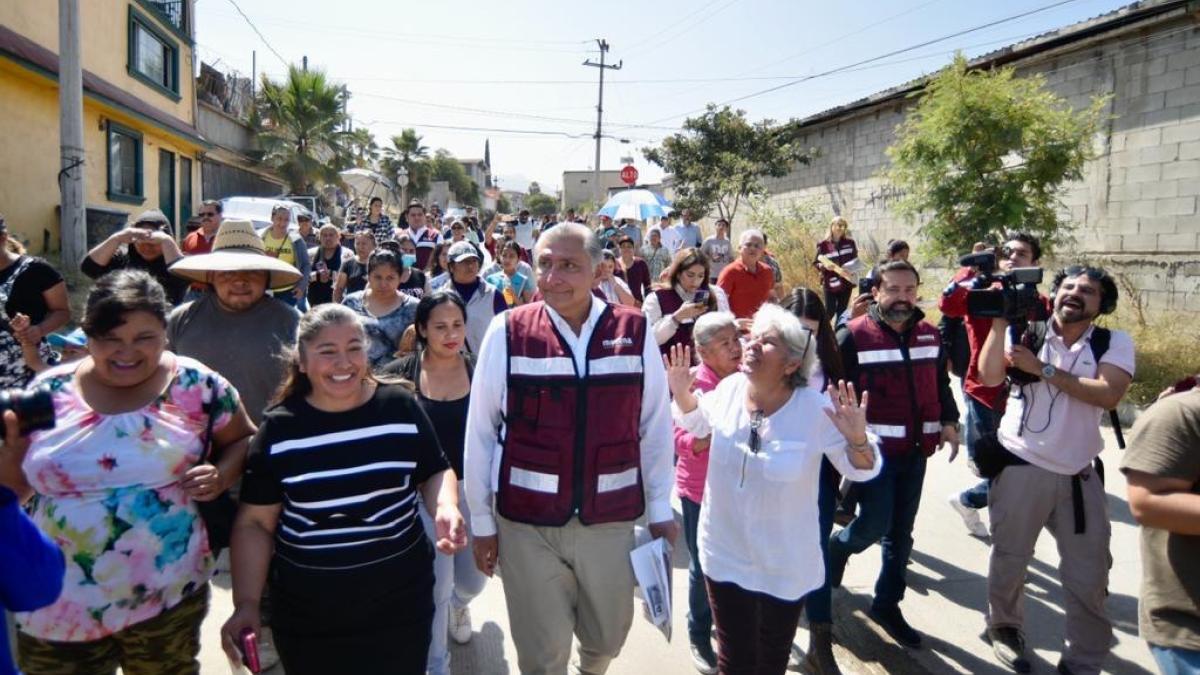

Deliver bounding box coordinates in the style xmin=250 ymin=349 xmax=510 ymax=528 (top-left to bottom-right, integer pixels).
xmin=169 ymin=218 xmax=302 ymax=290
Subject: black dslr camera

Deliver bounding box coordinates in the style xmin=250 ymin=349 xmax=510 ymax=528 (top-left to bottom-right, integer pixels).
xmin=960 ymin=251 xmax=1049 ymax=384
xmin=0 ymin=386 xmax=56 ymax=437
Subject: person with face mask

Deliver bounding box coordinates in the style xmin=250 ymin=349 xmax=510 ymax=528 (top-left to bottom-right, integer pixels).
xmin=977 ymin=266 xmax=1134 ymax=675
xmin=828 ymin=260 xmax=960 ymax=653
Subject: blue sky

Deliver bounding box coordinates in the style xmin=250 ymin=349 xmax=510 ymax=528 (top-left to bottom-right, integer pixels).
xmin=194 ymin=0 xmax=1135 ymax=194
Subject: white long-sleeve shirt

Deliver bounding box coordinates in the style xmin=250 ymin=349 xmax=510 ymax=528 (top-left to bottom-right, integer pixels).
xmin=674 ymin=372 xmax=882 ymax=601
xmin=641 ymin=285 xmax=731 ymax=346
xmin=464 ymin=296 xmax=675 ymax=537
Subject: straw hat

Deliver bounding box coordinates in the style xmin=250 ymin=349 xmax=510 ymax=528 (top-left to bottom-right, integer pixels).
xmin=169 ymin=219 xmax=302 ymax=290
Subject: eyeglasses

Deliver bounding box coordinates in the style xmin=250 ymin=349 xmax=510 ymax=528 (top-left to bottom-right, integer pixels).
xmin=740 ymin=410 xmax=765 ymax=487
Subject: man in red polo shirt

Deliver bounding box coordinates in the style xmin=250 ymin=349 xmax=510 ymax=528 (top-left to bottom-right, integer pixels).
xmin=180 ymin=199 xmax=222 ymax=301
xmin=717 ymin=229 xmax=774 ymax=320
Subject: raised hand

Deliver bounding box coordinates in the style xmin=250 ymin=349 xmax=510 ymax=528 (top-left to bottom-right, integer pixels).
xmin=823 ymin=380 xmax=869 ymax=445
xmin=663 ymin=343 xmax=696 ymax=400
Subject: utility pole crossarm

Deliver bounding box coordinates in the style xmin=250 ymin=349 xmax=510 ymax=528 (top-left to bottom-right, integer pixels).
xmin=583 ymin=39 xmax=622 ymax=209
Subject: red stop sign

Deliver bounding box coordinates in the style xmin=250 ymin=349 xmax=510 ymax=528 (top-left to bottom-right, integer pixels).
xmin=620 ymin=165 xmax=639 ymax=186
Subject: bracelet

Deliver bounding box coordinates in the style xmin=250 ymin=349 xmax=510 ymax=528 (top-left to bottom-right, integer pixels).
xmin=847 ymin=438 xmax=871 ymax=452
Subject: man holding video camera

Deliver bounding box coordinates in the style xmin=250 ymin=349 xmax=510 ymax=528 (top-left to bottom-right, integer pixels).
xmin=977 ymin=265 xmax=1134 ymax=674
xmin=940 ymin=233 xmax=1046 ymax=536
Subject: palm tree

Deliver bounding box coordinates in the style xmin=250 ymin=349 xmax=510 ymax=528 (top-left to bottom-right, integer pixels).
xmin=381 ymin=128 xmax=432 ymax=200
xmin=346 ymin=128 xmax=379 ymax=169
xmin=255 ymin=65 xmax=351 ymax=193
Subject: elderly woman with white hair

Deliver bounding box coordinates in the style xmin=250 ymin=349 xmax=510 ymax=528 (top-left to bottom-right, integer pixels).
xmin=666 ymin=303 xmax=882 ymax=674
xmin=674 ymin=311 xmax=742 ymax=673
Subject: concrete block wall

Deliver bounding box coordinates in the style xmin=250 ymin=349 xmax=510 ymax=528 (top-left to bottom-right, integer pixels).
xmin=760 ymin=16 xmax=1200 ymax=312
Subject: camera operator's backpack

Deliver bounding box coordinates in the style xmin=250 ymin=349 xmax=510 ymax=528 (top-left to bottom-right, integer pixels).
xmin=1019 ymin=322 xmax=1125 ymax=450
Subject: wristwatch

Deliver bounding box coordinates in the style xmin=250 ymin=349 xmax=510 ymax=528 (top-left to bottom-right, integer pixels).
xmin=1041 ymin=363 xmax=1057 ymax=380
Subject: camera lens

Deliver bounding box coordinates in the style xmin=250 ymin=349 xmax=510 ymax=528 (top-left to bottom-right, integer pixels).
xmin=0 ymin=386 xmax=56 ymax=436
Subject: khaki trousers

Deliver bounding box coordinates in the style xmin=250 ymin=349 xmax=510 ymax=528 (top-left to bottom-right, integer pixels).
xmin=988 ymin=462 xmax=1113 ymax=675
xmin=497 ymin=515 xmax=636 ymax=675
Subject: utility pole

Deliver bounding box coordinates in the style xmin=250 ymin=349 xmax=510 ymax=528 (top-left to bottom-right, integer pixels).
xmin=583 ymin=39 xmax=621 ymax=207
xmin=251 ymin=50 xmax=256 ymax=100
xmin=58 ymin=0 xmax=86 ymax=271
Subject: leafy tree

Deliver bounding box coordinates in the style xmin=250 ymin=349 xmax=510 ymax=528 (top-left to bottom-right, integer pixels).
xmin=255 ymin=65 xmax=351 ymax=193
xmin=528 ymin=181 xmax=542 ymax=195
xmin=643 ymin=105 xmax=812 ymax=223
xmin=429 ymin=151 xmax=480 ymax=207
xmin=886 ymin=54 xmax=1108 ymax=259
xmin=526 ymin=192 xmax=557 ymax=217
xmin=381 ymin=129 xmax=431 ymax=200
xmin=496 ymin=193 xmax=512 ymax=214
xmin=346 ymin=128 xmax=379 ymax=169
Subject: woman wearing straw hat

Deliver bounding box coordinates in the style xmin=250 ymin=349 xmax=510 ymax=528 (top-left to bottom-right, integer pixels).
xmin=167 ymin=219 xmax=303 ymax=426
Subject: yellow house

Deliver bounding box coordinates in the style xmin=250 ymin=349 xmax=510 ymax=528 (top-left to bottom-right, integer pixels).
xmin=0 ymin=0 xmax=204 ymax=255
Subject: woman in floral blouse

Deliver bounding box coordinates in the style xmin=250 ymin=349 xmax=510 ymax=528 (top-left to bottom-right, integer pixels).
xmin=7 ymin=270 xmax=255 ymax=675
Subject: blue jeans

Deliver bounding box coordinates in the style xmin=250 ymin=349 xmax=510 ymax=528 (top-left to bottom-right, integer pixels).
xmin=805 ymin=458 xmax=839 ymax=624
xmin=960 ymin=395 xmax=1001 ymax=509
xmin=1151 ymin=645 xmax=1200 ymax=675
xmin=273 ymin=290 xmax=308 ymax=312
xmin=681 ymin=497 xmax=713 ymax=645
xmin=420 ymin=483 xmax=489 ymax=675
xmin=830 ymin=451 xmax=927 ymax=609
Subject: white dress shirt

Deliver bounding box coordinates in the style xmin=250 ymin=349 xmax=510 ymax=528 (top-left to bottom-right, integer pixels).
xmin=464 ymin=296 xmax=675 ymax=537
xmin=674 ymin=373 xmax=882 ymax=601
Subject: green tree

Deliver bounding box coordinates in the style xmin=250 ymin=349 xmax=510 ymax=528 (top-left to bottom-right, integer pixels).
xmin=429 ymin=150 xmax=480 ymax=207
xmin=381 ymin=129 xmax=432 ymax=200
xmin=255 ymin=65 xmax=351 ymax=193
xmin=345 ymin=128 xmax=379 ymax=169
xmin=886 ymin=54 xmax=1108 ymax=259
xmin=496 ymin=193 xmax=512 ymax=214
xmin=643 ymin=105 xmax=812 ymax=222
xmin=526 ymin=192 xmax=557 ymax=217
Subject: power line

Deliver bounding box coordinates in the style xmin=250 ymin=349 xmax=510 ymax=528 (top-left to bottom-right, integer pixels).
xmin=223 ymin=0 xmax=288 ymax=68
xmin=356 ymin=118 xmax=656 ymax=142
xmin=622 ymin=0 xmax=740 ymax=57
xmin=619 ymin=0 xmax=1089 ymax=128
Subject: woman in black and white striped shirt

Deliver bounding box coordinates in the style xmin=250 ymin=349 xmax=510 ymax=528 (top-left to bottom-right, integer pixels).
xmin=220 ymin=304 xmax=466 ymax=675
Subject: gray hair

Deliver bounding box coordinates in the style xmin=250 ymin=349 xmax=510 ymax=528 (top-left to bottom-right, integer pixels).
xmin=750 ymin=302 xmax=816 ymax=389
xmin=739 ymin=229 xmax=765 ymax=246
xmin=693 ymin=311 xmax=738 ymax=347
xmin=534 ymin=221 xmax=603 ymax=266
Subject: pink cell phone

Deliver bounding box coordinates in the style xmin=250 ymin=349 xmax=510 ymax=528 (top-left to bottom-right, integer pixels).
xmin=239 ymin=628 xmax=261 ymax=673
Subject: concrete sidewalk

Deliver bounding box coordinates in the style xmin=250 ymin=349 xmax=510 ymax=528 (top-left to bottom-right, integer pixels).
xmin=198 ymin=426 xmax=1156 ymax=674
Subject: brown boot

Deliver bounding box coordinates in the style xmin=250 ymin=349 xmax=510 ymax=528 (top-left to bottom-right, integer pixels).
xmin=804 ymin=623 xmax=842 ymax=675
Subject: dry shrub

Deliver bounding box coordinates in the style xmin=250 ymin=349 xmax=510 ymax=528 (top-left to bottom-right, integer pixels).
xmin=1098 ymin=309 xmax=1200 ymax=406
xmin=748 ymin=197 xmax=829 ymax=294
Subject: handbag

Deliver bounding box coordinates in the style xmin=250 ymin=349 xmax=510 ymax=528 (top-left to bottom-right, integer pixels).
xmin=196 ymin=374 xmax=238 ymax=555
xmin=971 ymin=432 xmax=1028 ymax=480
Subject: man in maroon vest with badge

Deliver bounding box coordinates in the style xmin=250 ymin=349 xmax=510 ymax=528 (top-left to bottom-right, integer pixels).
xmin=464 ymin=222 xmax=678 ymax=675
xmin=828 ymin=260 xmax=960 ymax=650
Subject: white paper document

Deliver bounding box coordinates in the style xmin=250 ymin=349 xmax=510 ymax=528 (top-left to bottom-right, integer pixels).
xmin=630 ymin=535 xmax=673 ymax=641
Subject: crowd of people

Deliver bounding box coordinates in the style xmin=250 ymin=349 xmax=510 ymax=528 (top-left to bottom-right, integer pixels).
xmin=0 ymin=199 xmax=1195 ymax=675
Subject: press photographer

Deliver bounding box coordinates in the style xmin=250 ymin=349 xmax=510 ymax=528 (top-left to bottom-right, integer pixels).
xmin=976 ymin=265 xmax=1134 ymax=674
xmin=940 ymin=233 xmax=1047 ymax=537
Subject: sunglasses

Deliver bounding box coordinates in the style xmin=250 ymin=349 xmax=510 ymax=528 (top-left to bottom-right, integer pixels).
xmin=740 ymin=410 xmax=765 ymax=487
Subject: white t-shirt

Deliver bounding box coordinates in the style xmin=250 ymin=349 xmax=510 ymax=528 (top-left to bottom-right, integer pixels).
xmin=513 ymin=220 xmax=536 ymax=250
xmin=674 ymin=373 xmax=881 ymax=601
xmin=998 ymin=322 xmax=1135 ymax=475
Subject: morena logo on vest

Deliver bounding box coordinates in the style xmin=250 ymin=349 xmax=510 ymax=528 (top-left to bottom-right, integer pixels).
xmin=602 ymin=337 xmax=634 ymax=349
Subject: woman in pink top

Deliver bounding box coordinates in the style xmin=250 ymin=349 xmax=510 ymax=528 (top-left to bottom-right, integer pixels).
xmin=675 ymin=311 xmax=742 ymax=673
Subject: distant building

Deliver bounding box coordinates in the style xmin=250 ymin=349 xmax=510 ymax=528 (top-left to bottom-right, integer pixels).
xmin=561 ymin=170 xmax=625 ymax=212
xmin=196 ymin=62 xmax=285 ymax=201
xmin=502 ymin=190 xmax=527 ymax=213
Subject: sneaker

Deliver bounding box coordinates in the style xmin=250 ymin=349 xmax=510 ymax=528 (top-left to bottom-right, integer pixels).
xmin=868 ymin=605 xmax=922 ymax=649
xmin=947 ymin=492 xmax=990 ymax=537
xmin=689 ymin=640 xmax=718 ymax=675
xmin=987 ymin=626 xmax=1031 ymax=673
xmin=449 ymin=605 xmax=473 ymax=644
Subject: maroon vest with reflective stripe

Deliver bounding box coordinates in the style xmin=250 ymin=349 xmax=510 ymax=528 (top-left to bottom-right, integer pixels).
xmin=413 ymin=228 xmax=440 ymax=270
xmin=499 ymin=302 xmax=646 ymax=526
xmin=848 ymin=314 xmax=943 ymax=457
xmin=652 ymin=288 xmax=693 ymax=356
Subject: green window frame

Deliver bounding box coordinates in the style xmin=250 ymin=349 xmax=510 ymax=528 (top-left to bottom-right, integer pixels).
xmin=106 ymin=120 xmax=145 ymax=204
xmin=127 ymin=6 xmax=180 ymax=101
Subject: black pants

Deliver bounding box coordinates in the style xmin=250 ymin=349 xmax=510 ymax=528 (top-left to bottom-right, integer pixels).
xmin=706 ymin=577 xmax=806 ymax=675
xmin=823 ymin=287 xmax=852 ymax=324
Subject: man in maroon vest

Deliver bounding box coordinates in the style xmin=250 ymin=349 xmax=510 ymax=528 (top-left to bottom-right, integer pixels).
xmin=464 ymin=222 xmax=678 ymax=675
xmin=828 ymin=260 xmax=960 ymax=650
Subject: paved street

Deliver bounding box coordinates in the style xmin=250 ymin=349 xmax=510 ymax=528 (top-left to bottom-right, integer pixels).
xmin=199 ymin=415 xmax=1156 ymax=674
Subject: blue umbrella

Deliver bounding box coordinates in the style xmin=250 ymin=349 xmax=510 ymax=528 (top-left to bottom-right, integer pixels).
xmin=597 ymin=189 xmax=672 ymax=221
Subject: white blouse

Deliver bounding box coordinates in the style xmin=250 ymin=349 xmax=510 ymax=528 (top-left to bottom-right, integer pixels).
xmin=642 ymin=285 xmax=731 ymax=345
xmin=673 ymin=372 xmax=882 ymax=601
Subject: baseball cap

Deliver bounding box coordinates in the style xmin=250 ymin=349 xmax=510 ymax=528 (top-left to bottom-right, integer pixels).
xmin=448 ymin=241 xmax=480 ymax=264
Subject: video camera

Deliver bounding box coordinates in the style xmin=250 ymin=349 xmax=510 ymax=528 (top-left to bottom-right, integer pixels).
xmin=960 ymin=251 xmax=1049 ymax=384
